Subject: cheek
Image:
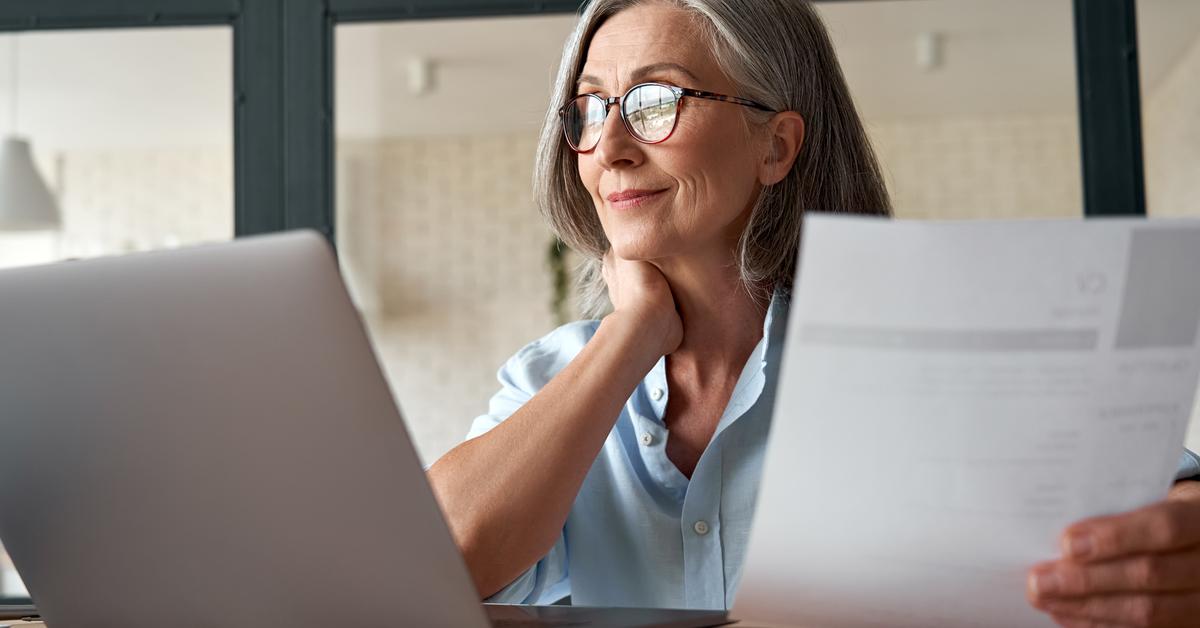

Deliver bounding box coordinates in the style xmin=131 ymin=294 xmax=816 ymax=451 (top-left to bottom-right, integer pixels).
xmin=576 ymin=156 xmax=621 ymax=239
xmin=576 ymin=156 xmax=603 ymax=202
xmin=706 ymin=137 xmax=760 ymax=210
xmin=668 ymin=130 xmax=758 ymax=216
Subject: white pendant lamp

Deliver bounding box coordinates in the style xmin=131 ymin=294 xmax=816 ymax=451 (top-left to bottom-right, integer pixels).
xmin=0 ymin=35 xmax=60 ymax=231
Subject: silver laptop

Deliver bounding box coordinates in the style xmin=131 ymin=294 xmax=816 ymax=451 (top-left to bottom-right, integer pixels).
xmin=0 ymin=232 xmax=730 ymax=628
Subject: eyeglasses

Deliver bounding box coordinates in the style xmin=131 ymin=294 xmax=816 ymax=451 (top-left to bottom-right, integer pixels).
xmin=558 ymin=82 xmax=775 ymax=153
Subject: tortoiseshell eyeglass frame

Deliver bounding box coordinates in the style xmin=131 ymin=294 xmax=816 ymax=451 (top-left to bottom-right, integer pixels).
xmin=558 ymin=82 xmax=776 ymax=153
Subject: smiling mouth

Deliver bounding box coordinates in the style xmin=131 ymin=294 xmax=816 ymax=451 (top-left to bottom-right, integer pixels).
xmin=606 ymin=189 xmax=667 ymax=210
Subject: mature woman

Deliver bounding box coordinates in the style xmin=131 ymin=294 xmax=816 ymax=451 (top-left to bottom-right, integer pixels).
xmin=428 ymin=1 xmax=1200 ymax=626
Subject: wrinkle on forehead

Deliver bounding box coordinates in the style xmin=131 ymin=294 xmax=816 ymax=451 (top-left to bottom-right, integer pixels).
xmin=578 ymin=4 xmax=721 ymax=93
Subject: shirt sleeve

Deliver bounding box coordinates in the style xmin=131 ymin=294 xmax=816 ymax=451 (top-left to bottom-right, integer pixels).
xmin=463 ymin=322 xmax=598 ymax=604
xmin=1176 ymin=449 xmax=1200 ymax=481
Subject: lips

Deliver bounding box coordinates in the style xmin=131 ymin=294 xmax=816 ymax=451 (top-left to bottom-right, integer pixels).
xmin=606 ymin=188 xmax=667 ymax=209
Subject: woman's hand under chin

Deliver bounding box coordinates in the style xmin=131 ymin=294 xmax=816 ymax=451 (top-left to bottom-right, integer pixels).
xmin=601 ymin=251 xmax=683 ymax=357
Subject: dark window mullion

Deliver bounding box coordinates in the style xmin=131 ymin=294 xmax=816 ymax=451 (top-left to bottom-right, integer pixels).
xmin=1074 ymin=0 xmax=1146 ymax=217
xmin=0 ymin=0 xmax=238 ymax=29
xmin=329 ymin=0 xmax=582 ymax=23
xmin=281 ymin=0 xmax=334 ymax=238
xmin=235 ymin=0 xmax=286 ymax=236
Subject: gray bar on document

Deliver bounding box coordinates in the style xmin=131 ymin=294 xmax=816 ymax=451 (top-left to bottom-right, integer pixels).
xmin=1114 ymin=228 xmax=1200 ymax=349
xmin=799 ymin=326 xmax=1100 ymax=352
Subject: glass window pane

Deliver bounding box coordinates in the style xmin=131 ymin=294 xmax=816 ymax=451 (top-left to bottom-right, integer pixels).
xmin=1139 ymin=0 xmax=1200 ymax=219
xmin=336 ymin=16 xmax=577 ymax=466
xmin=818 ymin=0 xmax=1083 ymax=219
xmin=0 ymin=27 xmax=232 ymax=270
xmin=1137 ymin=0 xmax=1200 ymax=452
xmin=0 ymin=25 xmax=233 ymax=599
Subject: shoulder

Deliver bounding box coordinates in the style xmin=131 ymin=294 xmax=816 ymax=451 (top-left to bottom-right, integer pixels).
xmin=498 ymin=319 xmax=601 ymax=393
xmin=466 ymin=320 xmax=603 ymax=440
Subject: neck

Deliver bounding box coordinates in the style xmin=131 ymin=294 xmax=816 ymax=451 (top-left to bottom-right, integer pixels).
xmin=652 ymin=252 xmax=768 ymax=383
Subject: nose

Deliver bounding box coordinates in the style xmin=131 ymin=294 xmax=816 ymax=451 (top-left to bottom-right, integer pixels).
xmin=591 ymin=103 xmax=643 ymax=171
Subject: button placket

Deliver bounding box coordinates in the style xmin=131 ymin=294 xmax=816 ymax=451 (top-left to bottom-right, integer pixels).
xmin=680 ymin=508 xmax=722 ymax=606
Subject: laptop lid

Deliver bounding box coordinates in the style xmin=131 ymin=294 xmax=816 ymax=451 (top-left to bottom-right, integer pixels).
xmin=0 ymin=232 xmax=489 ymax=628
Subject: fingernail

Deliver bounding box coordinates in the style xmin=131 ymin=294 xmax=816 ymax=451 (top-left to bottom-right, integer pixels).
xmin=1065 ymin=534 xmax=1093 ymax=559
xmin=1030 ymin=569 xmax=1061 ymax=597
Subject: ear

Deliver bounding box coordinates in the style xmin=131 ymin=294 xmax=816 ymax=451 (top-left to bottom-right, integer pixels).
xmin=757 ymin=111 xmax=805 ymax=186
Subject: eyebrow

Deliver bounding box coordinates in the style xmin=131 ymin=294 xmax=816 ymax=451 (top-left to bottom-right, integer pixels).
xmin=576 ymin=62 xmax=701 ymax=90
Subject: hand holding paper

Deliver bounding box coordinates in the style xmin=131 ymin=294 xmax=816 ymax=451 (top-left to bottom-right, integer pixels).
xmin=735 ymin=215 xmax=1200 ymax=628
xmin=1027 ymin=479 xmax=1200 ymax=626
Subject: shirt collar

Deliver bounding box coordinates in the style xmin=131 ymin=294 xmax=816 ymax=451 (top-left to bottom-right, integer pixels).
xmin=640 ymin=288 xmax=790 ymax=430
xmin=715 ymin=288 xmax=789 ymax=435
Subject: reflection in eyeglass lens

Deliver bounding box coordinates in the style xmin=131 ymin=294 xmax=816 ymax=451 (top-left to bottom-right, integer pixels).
xmin=626 ymin=85 xmax=676 ymax=141
xmin=565 ymin=96 xmax=606 ymax=150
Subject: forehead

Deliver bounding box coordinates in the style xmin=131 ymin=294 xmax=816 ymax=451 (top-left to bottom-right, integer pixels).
xmin=579 ymin=3 xmax=723 ymax=88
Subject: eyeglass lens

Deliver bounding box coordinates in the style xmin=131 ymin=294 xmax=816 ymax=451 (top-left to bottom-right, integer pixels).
xmin=563 ymin=84 xmax=679 ymax=151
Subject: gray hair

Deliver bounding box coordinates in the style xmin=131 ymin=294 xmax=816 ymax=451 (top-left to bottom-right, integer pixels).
xmin=533 ymin=0 xmax=892 ymax=318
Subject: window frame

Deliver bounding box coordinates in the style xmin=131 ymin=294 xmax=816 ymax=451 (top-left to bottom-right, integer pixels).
xmin=0 ymin=0 xmax=1147 ymax=247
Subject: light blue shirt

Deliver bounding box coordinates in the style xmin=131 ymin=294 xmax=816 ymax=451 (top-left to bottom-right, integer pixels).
xmin=467 ymin=293 xmax=1200 ymax=610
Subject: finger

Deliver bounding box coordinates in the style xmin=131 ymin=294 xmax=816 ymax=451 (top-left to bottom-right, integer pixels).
xmin=1034 ymin=592 xmax=1200 ymax=627
xmin=1062 ymin=499 xmax=1200 ymax=562
xmin=1030 ymin=549 xmax=1200 ymax=598
xmin=1167 ymin=479 xmax=1200 ymax=502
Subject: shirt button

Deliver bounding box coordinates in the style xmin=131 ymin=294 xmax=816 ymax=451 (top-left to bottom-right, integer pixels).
xmin=693 ymin=520 xmax=710 ymax=536
xmin=651 ymin=387 xmax=664 ymax=401
xmin=640 ymin=432 xmax=654 ymax=446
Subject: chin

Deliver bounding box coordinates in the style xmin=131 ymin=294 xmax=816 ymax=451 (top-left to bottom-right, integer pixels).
xmin=609 ymin=238 xmax=672 ymax=262
xmin=605 ymin=222 xmax=686 ymax=260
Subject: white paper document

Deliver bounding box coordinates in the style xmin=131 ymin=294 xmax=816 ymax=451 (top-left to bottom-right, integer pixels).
xmin=735 ymin=215 xmax=1200 ymax=628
